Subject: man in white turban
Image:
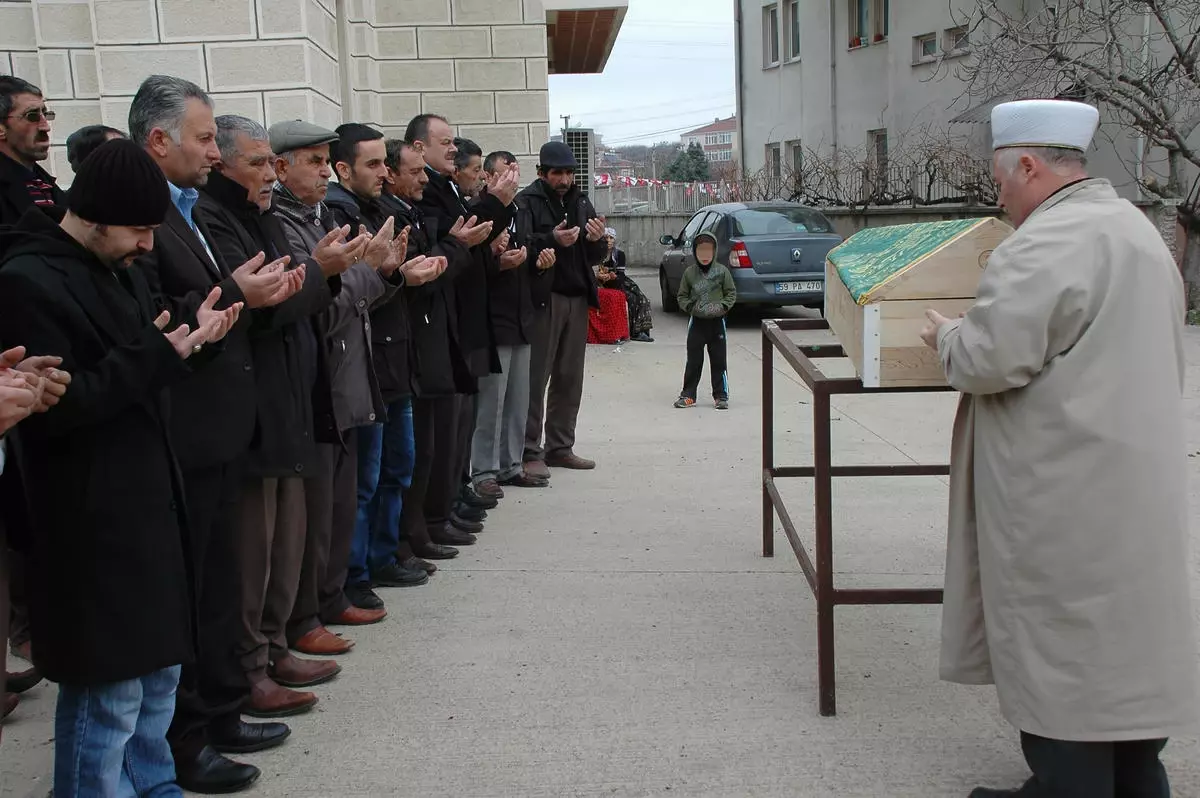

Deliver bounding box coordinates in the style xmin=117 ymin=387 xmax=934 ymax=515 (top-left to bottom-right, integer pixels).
xmin=920 ymin=99 xmax=1198 ymax=797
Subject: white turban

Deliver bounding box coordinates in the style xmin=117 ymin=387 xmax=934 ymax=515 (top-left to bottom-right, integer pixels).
xmin=991 ymin=99 xmax=1100 ymax=152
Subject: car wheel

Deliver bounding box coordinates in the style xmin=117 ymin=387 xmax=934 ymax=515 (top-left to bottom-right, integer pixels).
xmin=660 ymin=269 xmax=679 ymax=313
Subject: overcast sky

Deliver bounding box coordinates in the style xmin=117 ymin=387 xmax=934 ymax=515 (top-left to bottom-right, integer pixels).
xmin=547 ymin=0 xmax=736 ymax=148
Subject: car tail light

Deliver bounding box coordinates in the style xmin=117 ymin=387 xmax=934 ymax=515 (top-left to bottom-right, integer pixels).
xmin=730 ymin=241 xmax=753 ymax=269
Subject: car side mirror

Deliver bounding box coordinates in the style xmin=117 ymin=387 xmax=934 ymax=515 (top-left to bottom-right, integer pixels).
xmin=659 ymin=234 xmax=676 ymax=246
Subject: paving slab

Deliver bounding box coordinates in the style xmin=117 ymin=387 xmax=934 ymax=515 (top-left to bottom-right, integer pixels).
xmin=3 ymin=273 xmax=1200 ymax=797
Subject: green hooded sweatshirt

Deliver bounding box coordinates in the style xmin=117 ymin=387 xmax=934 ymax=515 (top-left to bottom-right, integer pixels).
xmin=678 ymin=231 xmax=737 ymax=319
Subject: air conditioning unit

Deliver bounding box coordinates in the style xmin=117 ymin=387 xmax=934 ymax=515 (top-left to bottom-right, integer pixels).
xmin=563 ymin=127 xmax=595 ymax=195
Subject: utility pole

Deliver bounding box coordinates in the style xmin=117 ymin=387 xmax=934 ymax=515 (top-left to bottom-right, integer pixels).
xmin=560 ymin=115 xmax=571 ymax=138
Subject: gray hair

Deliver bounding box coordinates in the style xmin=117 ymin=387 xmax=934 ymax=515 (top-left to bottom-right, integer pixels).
xmin=129 ymin=75 xmax=212 ymax=146
xmin=215 ymin=115 xmax=269 ymax=163
xmin=995 ymin=146 xmax=1088 ymax=177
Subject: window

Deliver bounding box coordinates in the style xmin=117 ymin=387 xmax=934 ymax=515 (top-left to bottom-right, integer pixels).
xmin=699 ymin=212 xmax=724 ymax=236
xmin=914 ymin=32 xmax=937 ymax=62
xmin=763 ymin=5 xmax=780 ymax=67
xmin=787 ymin=140 xmax=803 ymax=174
xmin=848 ymin=0 xmax=868 ymax=46
xmin=681 ymin=212 xmax=711 ymax=246
xmin=945 ymin=25 xmax=969 ymax=53
xmin=869 ymin=129 xmax=889 ymax=174
xmin=767 ymin=143 xmax=782 ymax=178
xmin=731 ymin=207 xmax=834 ymax=236
xmin=786 ymin=0 xmax=801 ymax=60
xmin=872 ymin=0 xmax=888 ymax=40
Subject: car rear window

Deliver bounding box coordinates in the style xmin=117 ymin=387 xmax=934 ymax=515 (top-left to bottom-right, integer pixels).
xmin=731 ymin=208 xmax=833 ymax=236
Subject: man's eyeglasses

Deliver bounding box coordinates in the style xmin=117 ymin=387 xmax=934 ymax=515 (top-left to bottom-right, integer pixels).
xmin=7 ymin=107 xmax=55 ymax=124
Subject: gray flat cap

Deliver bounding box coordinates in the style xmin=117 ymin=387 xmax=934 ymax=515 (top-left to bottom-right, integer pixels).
xmin=268 ymin=119 xmax=338 ymax=155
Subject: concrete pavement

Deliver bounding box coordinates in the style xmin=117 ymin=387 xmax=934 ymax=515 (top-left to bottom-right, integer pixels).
xmin=4 ymin=267 xmax=1200 ymax=796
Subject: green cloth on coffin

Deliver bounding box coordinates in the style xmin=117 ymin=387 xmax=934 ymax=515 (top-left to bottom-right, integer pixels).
xmin=828 ymin=218 xmax=986 ymax=305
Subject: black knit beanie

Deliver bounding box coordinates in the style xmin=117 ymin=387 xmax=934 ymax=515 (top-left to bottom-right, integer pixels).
xmin=67 ymin=138 xmax=170 ymax=227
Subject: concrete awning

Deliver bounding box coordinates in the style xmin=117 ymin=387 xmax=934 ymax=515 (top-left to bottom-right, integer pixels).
xmin=543 ymin=0 xmax=628 ymax=75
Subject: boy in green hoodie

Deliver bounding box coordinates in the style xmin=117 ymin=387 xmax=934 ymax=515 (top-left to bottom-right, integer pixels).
xmin=675 ymin=231 xmax=737 ymax=409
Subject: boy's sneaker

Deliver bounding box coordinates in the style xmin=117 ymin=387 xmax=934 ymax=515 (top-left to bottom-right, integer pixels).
xmin=715 ymin=398 xmax=729 ymax=410
xmin=674 ymin=397 xmax=696 ymax=409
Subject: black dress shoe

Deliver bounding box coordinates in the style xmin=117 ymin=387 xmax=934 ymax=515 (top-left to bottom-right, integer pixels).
xmin=431 ymin=526 xmax=477 ymax=546
xmin=401 ymin=556 xmax=437 ymax=574
xmin=210 ymin=719 xmax=291 ymax=754
xmin=453 ymin=502 xmax=488 ymax=522
xmin=5 ymin=666 xmax=42 ymax=694
xmin=458 ymin=486 xmax=498 ymax=510
xmin=968 ymin=788 xmax=1021 ymax=798
xmin=175 ymin=746 xmax=261 ymax=794
xmin=450 ymin=513 xmax=484 ymax=533
xmin=371 ymin=561 xmax=430 ymax=587
xmin=412 ymin=543 xmax=459 ymax=560
xmin=346 ymin=582 xmax=385 ymax=610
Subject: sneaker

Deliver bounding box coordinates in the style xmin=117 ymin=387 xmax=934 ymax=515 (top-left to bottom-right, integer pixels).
xmin=371 ymin=561 xmax=430 ymax=588
xmin=632 ymin=332 xmax=654 ymax=343
xmin=674 ymin=397 xmax=696 ymax=409
xmin=715 ymin=398 xmax=729 ymax=410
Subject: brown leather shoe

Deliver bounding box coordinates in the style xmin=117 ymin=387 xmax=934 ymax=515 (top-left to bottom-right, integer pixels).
xmin=523 ymin=459 xmax=550 ymax=479
xmin=244 ymin=679 xmax=316 ymax=718
xmin=545 ymin=452 xmax=596 ymax=470
xmin=474 ymin=478 xmax=505 ymax=499
xmin=269 ymin=654 xmax=341 ymax=688
xmin=326 ymin=606 xmax=387 ymax=626
xmin=5 ymin=665 xmax=42 ymax=694
xmin=9 ymin=640 xmax=31 ymax=663
xmin=291 ymin=626 xmax=354 ymax=656
xmin=1 ymin=692 xmax=17 ymax=721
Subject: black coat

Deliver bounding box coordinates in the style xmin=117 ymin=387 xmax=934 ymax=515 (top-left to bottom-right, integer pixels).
xmin=482 ymin=192 xmax=543 ymax=345
xmin=134 ymin=193 xmax=257 ymax=471
xmin=0 ymin=208 xmax=195 ymax=685
xmin=371 ymin=190 xmax=473 ymax=398
xmin=415 ymin=168 xmax=511 ymax=380
xmin=516 ymin=179 xmax=605 ymax=309
xmin=196 ymin=170 xmax=338 ymax=478
xmin=0 ymin=152 xmax=66 ymax=229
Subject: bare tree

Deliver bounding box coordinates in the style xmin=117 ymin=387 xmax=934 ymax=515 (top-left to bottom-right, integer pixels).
xmin=945 ymin=0 xmax=1200 ymax=304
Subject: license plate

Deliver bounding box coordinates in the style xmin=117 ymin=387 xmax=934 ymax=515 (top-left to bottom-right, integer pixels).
xmin=776 ymin=281 xmax=822 ymax=294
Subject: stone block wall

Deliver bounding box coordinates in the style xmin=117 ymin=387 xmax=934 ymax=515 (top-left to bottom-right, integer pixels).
xmin=347 ymin=0 xmax=550 ymax=174
xmin=2 ymin=0 xmax=552 ymax=184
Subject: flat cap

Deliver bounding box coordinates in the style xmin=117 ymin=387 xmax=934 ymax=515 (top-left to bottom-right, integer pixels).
xmin=268 ymin=119 xmax=338 ymax=155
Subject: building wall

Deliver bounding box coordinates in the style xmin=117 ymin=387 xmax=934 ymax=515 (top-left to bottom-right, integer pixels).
xmin=2 ymin=0 xmax=552 ymax=183
xmin=736 ymin=0 xmax=1150 ymax=199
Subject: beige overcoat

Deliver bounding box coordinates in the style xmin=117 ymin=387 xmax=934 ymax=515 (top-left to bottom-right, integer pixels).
xmin=936 ymin=178 xmax=1199 ymax=741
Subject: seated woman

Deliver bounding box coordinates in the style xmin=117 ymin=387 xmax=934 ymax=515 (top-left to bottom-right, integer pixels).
xmin=598 ymin=229 xmax=654 ymax=343
xmin=588 ymin=262 xmax=630 ymax=345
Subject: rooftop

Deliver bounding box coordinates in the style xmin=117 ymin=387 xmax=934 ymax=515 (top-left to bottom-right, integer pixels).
xmin=682 ymin=116 xmax=738 ymax=137
xmin=543 ymin=0 xmax=629 ymax=74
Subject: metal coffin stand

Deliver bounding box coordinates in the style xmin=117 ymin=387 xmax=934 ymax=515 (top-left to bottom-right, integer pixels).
xmin=761 ymin=317 xmax=951 ymax=716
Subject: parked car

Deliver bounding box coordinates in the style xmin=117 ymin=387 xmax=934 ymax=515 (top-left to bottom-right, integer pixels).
xmin=657 ymin=202 xmax=843 ymax=312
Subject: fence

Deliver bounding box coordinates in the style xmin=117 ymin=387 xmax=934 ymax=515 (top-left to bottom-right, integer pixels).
xmin=590 ymin=159 xmax=997 ymax=217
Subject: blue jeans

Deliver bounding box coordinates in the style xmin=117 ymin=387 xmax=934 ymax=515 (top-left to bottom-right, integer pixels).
xmin=55 ymin=665 xmax=183 ymax=797
xmin=348 ymin=397 xmax=415 ymax=585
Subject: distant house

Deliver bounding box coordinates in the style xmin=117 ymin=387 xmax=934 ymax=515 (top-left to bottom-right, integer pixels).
xmin=681 ymin=116 xmax=738 ymax=164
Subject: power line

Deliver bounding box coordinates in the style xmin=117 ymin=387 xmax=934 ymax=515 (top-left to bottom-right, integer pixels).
xmin=555 ymin=95 xmax=735 ymax=120
xmin=583 ymin=104 xmax=734 ymax=130
xmin=602 ymin=121 xmax=726 ymax=145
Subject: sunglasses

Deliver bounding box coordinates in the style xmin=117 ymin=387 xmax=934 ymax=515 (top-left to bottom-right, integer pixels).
xmin=8 ymin=107 xmax=55 ymax=123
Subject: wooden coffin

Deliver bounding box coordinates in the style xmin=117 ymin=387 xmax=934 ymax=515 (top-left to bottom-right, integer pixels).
xmin=823 ymin=217 xmax=1013 ymax=388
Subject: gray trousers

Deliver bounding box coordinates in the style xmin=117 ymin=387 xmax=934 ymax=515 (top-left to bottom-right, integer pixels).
xmin=525 ymin=293 xmax=589 ymax=461
xmin=472 ymin=344 xmax=532 ymax=484
xmin=235 ymin=477 xmax=306 ymax=682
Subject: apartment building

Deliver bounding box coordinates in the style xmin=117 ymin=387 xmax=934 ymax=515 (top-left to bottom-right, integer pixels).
xmin=681 ymin=115 xmax=738 ymax=164
xmin=733 ymin=0 xmax=1139 ymax=197
xmin=0 ymin=0 xmax=627 ymax=183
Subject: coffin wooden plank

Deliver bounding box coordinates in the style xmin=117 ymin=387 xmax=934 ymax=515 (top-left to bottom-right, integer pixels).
xmin=824 ymin=257 xmax=865 ymax=376
xmin=871 ymin=217 xmax=1011 ymax=302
